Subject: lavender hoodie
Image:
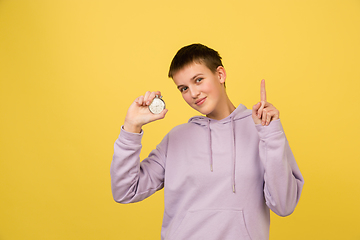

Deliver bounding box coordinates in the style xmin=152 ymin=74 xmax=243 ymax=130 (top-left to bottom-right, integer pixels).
xmin=111 ymin=104 xmax=304 ymax=240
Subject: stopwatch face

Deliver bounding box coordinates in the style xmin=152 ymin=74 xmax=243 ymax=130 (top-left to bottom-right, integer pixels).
xmin=149 ymin=95 xmax=165 ymax=114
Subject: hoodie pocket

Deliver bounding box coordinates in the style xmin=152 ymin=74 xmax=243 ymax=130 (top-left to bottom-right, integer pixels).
xmin=169 ymin=209 xmax=252 ymax=240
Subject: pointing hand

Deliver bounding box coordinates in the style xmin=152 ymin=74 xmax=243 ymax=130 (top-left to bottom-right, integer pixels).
xmin=252 ymin=80 xmax=279 ymax=126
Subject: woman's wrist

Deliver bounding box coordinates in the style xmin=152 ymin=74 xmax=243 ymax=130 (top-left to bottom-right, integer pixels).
xmin=123 ymin=121 xmax=142 ymax=133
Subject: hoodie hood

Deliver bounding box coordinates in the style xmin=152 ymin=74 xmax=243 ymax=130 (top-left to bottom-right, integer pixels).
xmin=188 ymin=104 xmax=252 ymax=193
xmin=188 ymin=104 xmax=250 ymax=125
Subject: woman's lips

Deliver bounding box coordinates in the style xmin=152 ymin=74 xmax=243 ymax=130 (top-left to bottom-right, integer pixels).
xmin=195 ymin=97 xmax=206 ymax=106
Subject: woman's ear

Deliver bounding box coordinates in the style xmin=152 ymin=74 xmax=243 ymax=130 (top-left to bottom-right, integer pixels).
xmin=216 ymin=66 xmax=226 ymax=84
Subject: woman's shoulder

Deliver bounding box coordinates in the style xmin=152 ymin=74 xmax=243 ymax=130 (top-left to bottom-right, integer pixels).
xmin=170 ymin=121 xmax=198 ymax=133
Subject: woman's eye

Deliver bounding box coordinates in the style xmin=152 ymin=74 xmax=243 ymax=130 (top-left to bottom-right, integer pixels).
xmin=196 ymin=78 xmax=203 ymax=83
xmin=180 ymin=87 xmax=188 ymax=92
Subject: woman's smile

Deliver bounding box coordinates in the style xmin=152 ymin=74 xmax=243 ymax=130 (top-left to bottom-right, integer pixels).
xmin=195 ymin=97 xmax=207 ymax=106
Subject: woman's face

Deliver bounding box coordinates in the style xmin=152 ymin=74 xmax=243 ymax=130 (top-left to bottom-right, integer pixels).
xmin=172 ymin=62 xmax=227 ymax=119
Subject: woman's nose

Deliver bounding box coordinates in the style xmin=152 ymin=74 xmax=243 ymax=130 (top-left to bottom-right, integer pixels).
xmin=190 ymin=87 xmax=200 ymax=98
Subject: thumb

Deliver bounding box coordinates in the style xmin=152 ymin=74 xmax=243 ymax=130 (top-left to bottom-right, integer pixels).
xmin=149 ymin=108 xmax=168 ymax=122
xmin=156 ymin=108 xmax=168 ymax=120
xmin=252 ymin=102 xmax=262 ymax=124
xmin=252 ymin=102 xmax=261 ymax=116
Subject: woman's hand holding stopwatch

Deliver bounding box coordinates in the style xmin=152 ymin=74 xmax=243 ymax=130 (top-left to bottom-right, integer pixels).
xmin=123 ymin=91 xmax=168 ymax=133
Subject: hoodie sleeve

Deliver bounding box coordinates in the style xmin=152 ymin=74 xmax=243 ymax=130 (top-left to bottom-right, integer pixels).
xmin=256 ymin=119 xmax=304 ymax=216
xmin=110 ymin=127 xmax=167 ymax=203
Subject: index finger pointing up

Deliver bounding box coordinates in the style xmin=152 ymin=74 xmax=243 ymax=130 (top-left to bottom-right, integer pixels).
xmin=260 ymin=79 xmax=267 ymax=101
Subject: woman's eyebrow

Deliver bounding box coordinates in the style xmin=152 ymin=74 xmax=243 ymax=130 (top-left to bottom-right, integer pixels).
xmin=191 ymin=73 xmax=203 ymax=81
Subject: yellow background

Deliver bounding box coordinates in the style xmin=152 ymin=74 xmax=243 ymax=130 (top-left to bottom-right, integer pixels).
xmin=1 ymin=0 xmax=359 ymax=239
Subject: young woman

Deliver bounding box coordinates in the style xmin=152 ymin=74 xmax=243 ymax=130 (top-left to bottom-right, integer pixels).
xmin=111 ymin=44 xmax=304 ymax=240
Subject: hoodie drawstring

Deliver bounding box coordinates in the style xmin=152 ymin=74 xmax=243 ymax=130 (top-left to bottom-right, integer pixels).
xmin=207 ymin=117 xmax=236 ymax=193
xmin=230 ymin=117 xmax=236 ymax=193
xmin=208 ymin=119 xmax=213 ymax=172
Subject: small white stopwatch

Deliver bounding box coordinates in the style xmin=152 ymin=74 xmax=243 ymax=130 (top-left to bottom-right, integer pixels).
xmin=149 ymin=95 xmax=165 ymax=114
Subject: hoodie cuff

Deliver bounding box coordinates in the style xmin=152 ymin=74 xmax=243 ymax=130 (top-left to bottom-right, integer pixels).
xmin=255 ymin=119 xmax=284 ymax=140
xmin=118 ymin=125 xmax=143 ymax=144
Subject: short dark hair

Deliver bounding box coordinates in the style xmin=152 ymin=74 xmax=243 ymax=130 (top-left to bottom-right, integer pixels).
xmin=168 ymin=43 xmax=223 ymax=78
